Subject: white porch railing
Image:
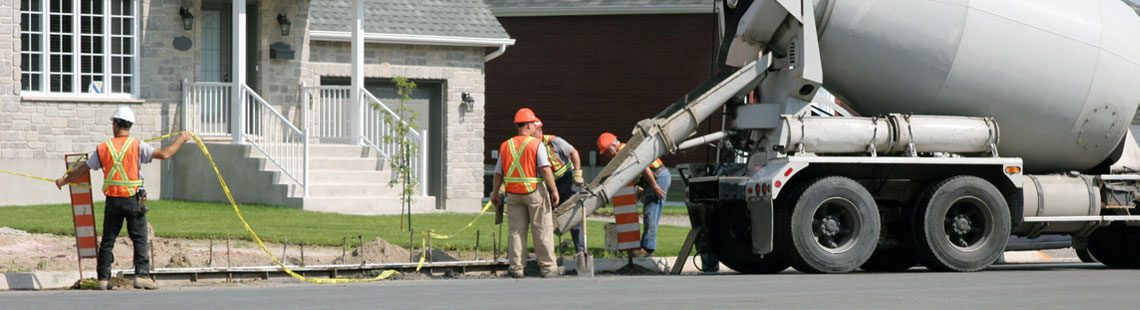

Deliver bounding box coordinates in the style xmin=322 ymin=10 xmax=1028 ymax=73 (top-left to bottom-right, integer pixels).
xmin=302 ymin=85 xmax=353 ymax=142
xmin=182 ymin=80 xmax=309 ymax=197
xmin=361 ymin=89 xmax=428 ymax=197
xmin=302 ymin=85 xmax=429 ymax=197
xmin=241 ymin=84 xmax=309 ymax=196
xmin=181 ymin=80 xmax=234 ymax=137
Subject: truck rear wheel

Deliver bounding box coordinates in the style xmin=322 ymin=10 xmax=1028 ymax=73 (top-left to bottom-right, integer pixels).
xmin=776 ymin=176 xmax=880 ymax=274
xmin=911 ymin=176 xmax=1010 ymax=272
xmin=708 ymin=204 xmax=789 ymax=274
xmin=1086 ymin=225 xmax=1140 ymax=268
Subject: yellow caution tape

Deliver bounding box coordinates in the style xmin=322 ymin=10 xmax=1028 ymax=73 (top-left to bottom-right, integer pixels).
xmin=7 ymin=130 xmax=512 ymax=283
xmin=186 ymin=133 xmax=400 ymax=283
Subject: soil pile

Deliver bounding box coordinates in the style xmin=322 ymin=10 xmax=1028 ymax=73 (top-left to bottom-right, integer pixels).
xmin=352 ymin=237 xmax=412 ymax=264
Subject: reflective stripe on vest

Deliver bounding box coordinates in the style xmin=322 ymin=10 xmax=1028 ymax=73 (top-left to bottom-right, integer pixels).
xmin=502 ymin=136 xmax=542 ymax=194
xmin=100 ymin=137 xmax=143 ymax=197
xmin=543 ymin=135 xmax=571 ymax=178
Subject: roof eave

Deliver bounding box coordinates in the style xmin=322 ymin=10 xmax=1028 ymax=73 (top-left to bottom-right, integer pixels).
xmin=310 ymin=31 xmax=516 ymax=47
xmin=490 ymin=4 xmax=715 ymax=17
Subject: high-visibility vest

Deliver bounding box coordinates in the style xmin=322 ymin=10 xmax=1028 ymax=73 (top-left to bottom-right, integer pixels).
xmin=542 ymin=134 xmax=572 ymax=178
xmin=500 ymin=135 xmax=542 ymax=194
xmin=97 ymin=136 xmax=143 ymax=198
xmin=618 ymin=143 xmax=664 ymax=170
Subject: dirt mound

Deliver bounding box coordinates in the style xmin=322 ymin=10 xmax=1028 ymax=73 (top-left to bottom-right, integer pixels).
xmin=166 ymin=253 xmax=192 ymax=268
xmin=352 ymin=237 xmax=412 ymax=264
xmin=412 ymin=247 xmax=460 ymax=263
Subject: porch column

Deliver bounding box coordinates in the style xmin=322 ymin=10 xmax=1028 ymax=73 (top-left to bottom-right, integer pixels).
xmin=231 ymin=0 xmax=248 ymax=144
xmin=350 ymin=0 xmax=365 ymax=145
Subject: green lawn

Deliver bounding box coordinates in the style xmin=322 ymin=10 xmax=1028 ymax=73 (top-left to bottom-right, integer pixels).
xmin=0 ymin=200 xmax=692 ymax=258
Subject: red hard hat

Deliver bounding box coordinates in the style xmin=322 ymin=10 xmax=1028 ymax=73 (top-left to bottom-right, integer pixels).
xmin=597 ymin=132 xmax=617 ymax=153
xmin=514 ymin=108 xmax=541 ymax=124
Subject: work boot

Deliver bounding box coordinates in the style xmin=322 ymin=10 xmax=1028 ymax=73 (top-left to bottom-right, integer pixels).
xmin=98 ymin=280 xmax=111 ymax=291
xmin=540 ymin=270 xmax=561 ymax=278
xmin=133 ymin=277 xmax=158 ymax=290
xmin=629 ymin=248 xmax=650 ymax=258
xmin=507 ymin=270 xmax=525 ymax=279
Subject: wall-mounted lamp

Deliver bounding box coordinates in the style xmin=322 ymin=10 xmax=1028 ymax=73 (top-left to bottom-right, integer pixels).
xmin=461 ymin=92 xmax=476 ymax=112
xmin=277 ymin=13 xmax=292 ymax=36
xmin=179 ymin=7 xmax=194 ymax=31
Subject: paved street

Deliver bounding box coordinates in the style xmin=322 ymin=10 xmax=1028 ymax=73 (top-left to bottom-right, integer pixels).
xmin=3 ymin=263 xmax=1138 ymax=309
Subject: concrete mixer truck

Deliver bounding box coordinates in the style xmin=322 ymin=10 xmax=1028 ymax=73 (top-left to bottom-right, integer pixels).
xmin=553 ymin=0 xmax=1140 ymax=274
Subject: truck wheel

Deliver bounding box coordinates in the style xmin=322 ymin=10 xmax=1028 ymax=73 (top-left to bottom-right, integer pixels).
xmin=911 ymin=176 xmax=1010 ymax=272
xmin=776 ymin=176 xmax=880 ymax=274
xmin=1086 ymin=225 xmax=1140 ymax=268
xmin=1075 ymin=248 xmax=1098 ymax=263
xmin=708 ymin=204 xmax=790 ymax=274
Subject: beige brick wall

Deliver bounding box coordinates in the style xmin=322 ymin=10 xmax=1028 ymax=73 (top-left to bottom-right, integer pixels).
xmin=308 ymin=41 xmax=488 ymax=208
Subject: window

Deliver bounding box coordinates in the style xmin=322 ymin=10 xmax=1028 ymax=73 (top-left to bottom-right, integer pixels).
xmin=21 ymin=0 xmax=137 ymax=97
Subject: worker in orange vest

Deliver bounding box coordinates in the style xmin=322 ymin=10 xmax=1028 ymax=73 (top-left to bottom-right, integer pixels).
xmin=490 ymin=108 xmax=561 ymax=278
xmin=531 ymin=123 xmax=586 ymax=254
xmin=56 ymin=106 xmax=193 ymax=290
xmin=597 ymin=132 xmax=670 ymax=258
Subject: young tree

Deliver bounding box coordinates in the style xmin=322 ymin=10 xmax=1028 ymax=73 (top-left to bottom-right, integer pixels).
xmin=375 ymin=77 xmax=418 ymax=231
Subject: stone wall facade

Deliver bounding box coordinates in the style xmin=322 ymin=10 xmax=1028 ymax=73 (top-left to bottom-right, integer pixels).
xmin=2 ymin=0 xmax=489 ymax=209
xmin=308 ymin=41 xmax=488 ymax=208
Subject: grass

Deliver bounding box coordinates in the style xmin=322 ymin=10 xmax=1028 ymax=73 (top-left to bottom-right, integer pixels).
xmin=0 ymin=200 xmax=693 ymax=259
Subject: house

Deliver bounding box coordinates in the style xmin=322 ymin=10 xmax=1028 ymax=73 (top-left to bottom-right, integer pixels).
xmin=482 ymin=0 xmax=721 ymax=176
xmin=0 ymin=0 xmax=513 ymax=214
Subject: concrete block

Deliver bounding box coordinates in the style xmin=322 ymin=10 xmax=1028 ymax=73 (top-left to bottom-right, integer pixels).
xmin=0 ymin=272 xmax=81 ymax=290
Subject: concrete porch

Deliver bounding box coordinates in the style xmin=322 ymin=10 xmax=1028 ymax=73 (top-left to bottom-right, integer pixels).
xmin=171 ymin=141 xmax=436 ymax=215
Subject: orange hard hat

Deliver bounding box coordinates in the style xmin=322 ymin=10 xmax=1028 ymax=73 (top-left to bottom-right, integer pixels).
xmin=597 ymin=132 xmax=618 ymax=153
xmin=514 ymin=108 xmax=541 ymax=124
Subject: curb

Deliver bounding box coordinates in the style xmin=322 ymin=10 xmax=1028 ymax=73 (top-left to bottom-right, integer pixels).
xmin=0 ymin=272 xmax=81 ymax=290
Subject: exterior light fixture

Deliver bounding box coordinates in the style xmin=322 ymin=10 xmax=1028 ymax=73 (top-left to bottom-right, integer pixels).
xmin=277 ymin=13 xmax=292 ymax=36
xmin=461 ymin=92 xmax=476 ymax=112
xmin=179 ymin=7 xmax=194 ymax=31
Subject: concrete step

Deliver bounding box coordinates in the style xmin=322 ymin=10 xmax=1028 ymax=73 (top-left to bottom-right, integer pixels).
xmin=307 ymin=144 xmax=385 ymax=159
xmin=309 ymin=157 xmax=384 ymax=171
xmin=307 ymin=170 xmax=392 ymax=184
xmin=303 ymin=183 xmax=404 ymax=197
xmin=302 ymin=196 xmax=437 ymax=215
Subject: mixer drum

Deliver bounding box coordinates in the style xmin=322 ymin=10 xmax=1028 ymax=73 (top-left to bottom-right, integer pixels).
xmin=813 ymin=0 xmax=1140 ymax=173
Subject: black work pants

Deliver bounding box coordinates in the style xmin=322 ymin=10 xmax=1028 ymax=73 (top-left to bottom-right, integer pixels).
xmin=97 ymin=196 xmax=149 ymax=280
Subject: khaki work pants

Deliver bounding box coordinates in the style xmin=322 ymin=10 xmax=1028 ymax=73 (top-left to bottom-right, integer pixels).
xmin=506 ymin=188 xmax=556 ymax=274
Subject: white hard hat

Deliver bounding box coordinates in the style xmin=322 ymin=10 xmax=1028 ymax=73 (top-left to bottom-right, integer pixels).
xmin=111 ymin=106 xmax=136 ymax=123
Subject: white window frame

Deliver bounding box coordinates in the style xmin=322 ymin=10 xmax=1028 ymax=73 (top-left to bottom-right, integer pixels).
xmin=20 ymin=0 xmax=140 ymax=99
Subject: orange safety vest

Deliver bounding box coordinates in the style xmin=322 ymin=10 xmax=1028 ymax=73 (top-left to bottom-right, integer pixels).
xmin=618 ymin=143 xmax=664 ymax=170
xmin=500 ymin=135 xmax=542 ymax=194
xmin=542 ymin=134 xmax=572 ymax=178
xmin=97 ymin=137 xmax=143 ymax=198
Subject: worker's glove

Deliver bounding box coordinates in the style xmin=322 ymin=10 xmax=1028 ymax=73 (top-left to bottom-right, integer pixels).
xmin=573 ymin=169 xmax=585 ymax=187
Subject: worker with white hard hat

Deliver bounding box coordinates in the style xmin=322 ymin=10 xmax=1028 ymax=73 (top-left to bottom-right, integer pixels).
xmin=55 ymin=106 xmax=193 ymax=290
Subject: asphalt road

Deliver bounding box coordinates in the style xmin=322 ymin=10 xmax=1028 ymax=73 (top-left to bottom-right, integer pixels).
xmin=3 ymin=263 xmax=1138 ymax=309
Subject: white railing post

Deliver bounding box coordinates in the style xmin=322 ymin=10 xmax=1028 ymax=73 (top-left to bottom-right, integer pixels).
xmin=420 ymin=129 xmax=429 ymax=197
xmin=350 ymin=0 xmax=365 ymax=145
xmin=232 ymin=0 xmax=247 ymax=144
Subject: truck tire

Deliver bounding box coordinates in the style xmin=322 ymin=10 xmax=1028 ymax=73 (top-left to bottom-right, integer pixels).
xmin=911 ymin=176 xmax=1010 ymax=272
xmin=775 ymin=176 xmax=880 ymax=274
xmin=708 ymin=204 xmax=790 ymax=274
xmin=1075 ymin=248 xmax=1098 ymax=264
xmin=1086 ymin=225 xmax=1140 ymax=268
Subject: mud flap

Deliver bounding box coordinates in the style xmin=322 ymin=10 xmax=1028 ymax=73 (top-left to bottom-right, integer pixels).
xmin=747 ymin=196 xmax=774 ymax=255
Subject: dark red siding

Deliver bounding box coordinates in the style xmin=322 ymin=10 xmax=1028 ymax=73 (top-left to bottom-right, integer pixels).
xmin=486 ymin=14 xmax=721 ymax=167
